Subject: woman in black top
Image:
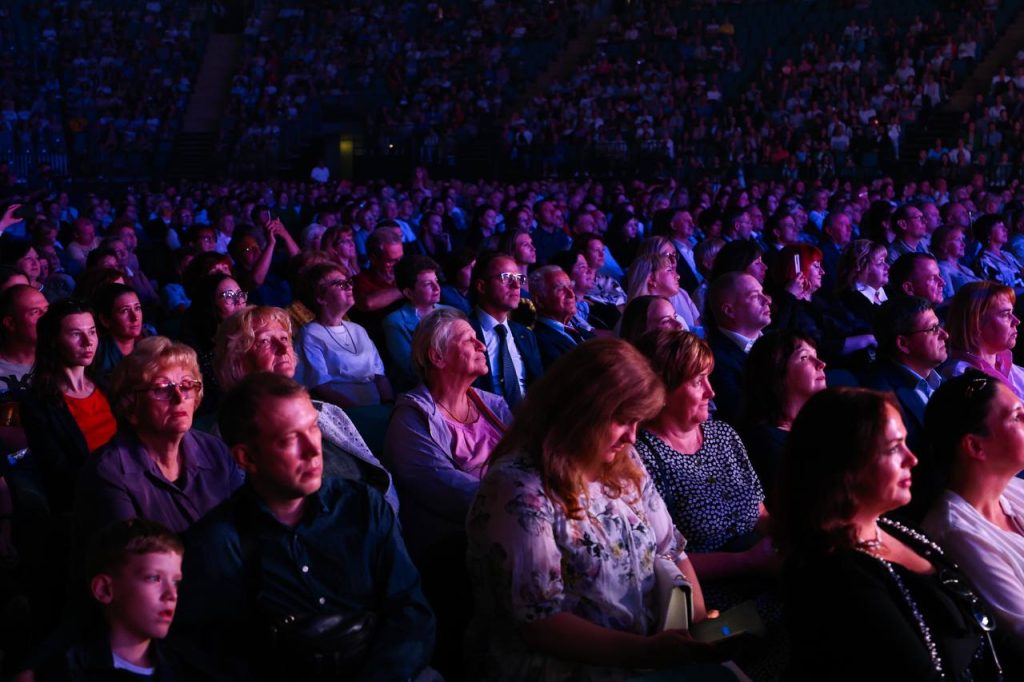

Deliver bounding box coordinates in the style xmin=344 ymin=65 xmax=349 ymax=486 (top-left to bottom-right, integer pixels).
xmin=778 ymin=387 xmax=1022 ymax=680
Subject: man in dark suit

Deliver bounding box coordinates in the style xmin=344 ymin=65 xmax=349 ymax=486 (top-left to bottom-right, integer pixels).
xmin=468 ymin=251 xmax=543 ymax=406
xmin=863 ymin=296 xmax=947 ymax=455
xmin=529 ymin=265 xmax=595 ymax=369
xmin=818 ymin=208 xmax=852 ymax=298
xmin=705 ymin=272 xmax=773 ymax=425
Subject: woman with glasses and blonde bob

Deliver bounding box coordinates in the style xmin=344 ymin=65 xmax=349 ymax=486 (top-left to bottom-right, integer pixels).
xmin=214 ymin=305 xmax=398 ymax=512
xmin=923 ymin=371 xmax=1024 ymax=638
xmin=467 ymin=338 xmax=719 ymax=681
xmin=295 ymin=262 xmax=392 ymax=407
xmin=942 ymin=280 xmax=1024 ymax=399
xmin=74 ymin=336 xmax=243 ymax=537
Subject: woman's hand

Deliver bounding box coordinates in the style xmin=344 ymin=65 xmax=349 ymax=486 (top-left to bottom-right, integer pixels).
xmin=645 ymin=629 xmax=723 ymax=667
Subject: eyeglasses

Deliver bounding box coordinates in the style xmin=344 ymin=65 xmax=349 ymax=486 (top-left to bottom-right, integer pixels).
xmin=219 ymin=290 xmax=248 ymax=304
xmin=322 ymin=277 xmax=353 ymax=291
xmin=492 ymin=272 xmax=527 ymax=286
xmin=138 ymin=379 xmax=202 ymax=402
xmin=906 ymin=323 xmax=943 ymax=336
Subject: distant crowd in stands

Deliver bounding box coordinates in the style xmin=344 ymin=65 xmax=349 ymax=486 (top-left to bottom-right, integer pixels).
xmin=3 ymin=164 xmax=1024 ymax=679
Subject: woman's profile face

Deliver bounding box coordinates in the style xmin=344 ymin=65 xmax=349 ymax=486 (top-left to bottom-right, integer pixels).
xmin=676 ymin=369 xmax=715 ymax=425
xmin=58 ymin=313 xmax=98 ymax=369
xmin=861 ymin=248 xmax=889 ymax=289
xmin=746 ymin=255 xmax=768 ymax=283
xmin=244 ymin=321 xmax=295 ymax=378
xmin=645 ymin=298 xmax=682 ymax=334
xmin=853 ymin=404 xmax=916 ymax=516
xmin=785 ymin=340 xmax=827 ymax=400
xmin=650 ymin=260 xmax=680 ymax=297
xmin=971 ymin=382 xmax=1024 ymax=472
xmin=806 ymin=259 xmax=824 ymax=292
xmin=980 ymin=293 xmax=1020 ymax=353
xmin=439 ymin=320 xmax=488 ymax=379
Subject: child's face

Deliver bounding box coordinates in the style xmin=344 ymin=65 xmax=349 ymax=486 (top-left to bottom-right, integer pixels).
xmin=101 ymin=552 xmax=182 ymax=641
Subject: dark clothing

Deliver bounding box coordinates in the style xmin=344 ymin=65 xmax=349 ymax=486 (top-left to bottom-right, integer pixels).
xmin=707 ymin=328 xmax=748 ymax=426
xmin=74 ymin=429 xmax=244 ymax=537
xmin=468 ymin=311 xmax=544 ymax=398
xmin=769 ymin=290 xmax=843 ymax=363
xmin=739 ymin=422 xmax=787 ymax=510
xmin=531 ymin=227 xmax=571 ymax=265
xmin=785 ymin=522 xmax=1022 ymax=680
xmin=439 ymin=285 xmax=472 ymax=315
xmin=532 ymin=318 xmax=594 ymax=369
xmin=177 ymin=480 xmax=435 ymax=682
xmin=818 ymin=238 xmax=845 ymax=295
xmin=21 ymin=393 xmax=93 ymax=515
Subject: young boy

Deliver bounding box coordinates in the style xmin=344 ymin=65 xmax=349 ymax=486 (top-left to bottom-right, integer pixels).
xmin=20 ymin=518 xmax=220 ymax=681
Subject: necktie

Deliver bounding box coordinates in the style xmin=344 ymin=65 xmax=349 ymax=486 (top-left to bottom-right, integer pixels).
xmin=495 ymin=325 xmax=523 ymax=406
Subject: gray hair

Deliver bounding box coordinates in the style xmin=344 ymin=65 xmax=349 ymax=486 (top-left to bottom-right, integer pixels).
xmin=528 ymin=265 xmax=563 ymax=301
xmin=411 ymin=307 xmax=471 ymax=380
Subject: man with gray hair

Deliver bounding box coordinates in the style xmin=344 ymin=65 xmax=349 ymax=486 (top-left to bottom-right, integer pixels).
xmin=529 ymin=265 xmax=594 ymax=369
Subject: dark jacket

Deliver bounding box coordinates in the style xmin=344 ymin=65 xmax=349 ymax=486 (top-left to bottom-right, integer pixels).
xmin=468 ymin=309 xmax=544 ymax=396
xmin=21 ymin=393 xmax=93 ymax=515
xmin=707 ymin=327 xmax=748 ymax=426
xmin=532 ymin=318 xmax=594 ymax=369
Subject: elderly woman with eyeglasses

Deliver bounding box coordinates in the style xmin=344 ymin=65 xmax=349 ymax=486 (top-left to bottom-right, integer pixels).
xmin=74 ymin=336 xmax=244 ymax=537
xmin=295 ymin=262 xmax=392 ymax=407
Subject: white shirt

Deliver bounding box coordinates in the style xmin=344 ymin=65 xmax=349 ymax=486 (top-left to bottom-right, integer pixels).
xmin=855 ymin=282 xmax=888 ymax=305
xmin=476 ymin=309 xmax=526 ymax=397
xmin=924 ymin=479 xmax=1024 ymax=637
xmin=719 ymin=327 xmax=760 ymax=354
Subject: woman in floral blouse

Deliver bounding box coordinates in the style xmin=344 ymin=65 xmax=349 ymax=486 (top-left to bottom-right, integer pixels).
xmin=466 ymin=338 xmax=716 ymax=681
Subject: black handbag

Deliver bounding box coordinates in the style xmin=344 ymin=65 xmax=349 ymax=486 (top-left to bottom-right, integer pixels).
xmin=269 ymin=611 xmax=379 ymax=678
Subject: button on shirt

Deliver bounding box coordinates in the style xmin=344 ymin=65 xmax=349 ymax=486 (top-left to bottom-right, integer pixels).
xmin=477 ymin=310 xmax=526 ymax=397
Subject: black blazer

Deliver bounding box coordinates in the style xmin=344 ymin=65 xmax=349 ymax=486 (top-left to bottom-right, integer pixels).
xmin=707 ymin=328 xmax=748 ymax=426
xmin=468 ymin=310 xmax=545 ymax=395
xmin=533 ymin=319 xmax=594 ymax=370
xmin=21 ymin=393 xmax=92 ymax=515
xmin=671 ymin=244 xmax=702 ymax=295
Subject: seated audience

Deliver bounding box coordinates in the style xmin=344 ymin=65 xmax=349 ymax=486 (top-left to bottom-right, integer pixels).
xmin=468 ymin=251 xmax=543 ymax=407
xmin=742 ymin=331 xmax=827 ymax=507
xmin=215 ymin=305 xmax=397 ymax=511
xmin=619 ymin=295 xmax=683 ymax=347
xmin=383 ymin=255 xmax=447 ymax=392
xmin=888 ymin=253 xmax=946 ymax=308
xmin=974 ymin=214 xmax=1024 ymax=289
xmin=529 ymin=265 xmax=593 ymax=368
xmin=778 ymin=387 xmax=1022 ymax=679
xmin=837 ymin=239 xmax=891 ymax=328
xmin=178 ymin=373 xmax=435 ymax=680
xmin=704 ymin=272 xmax=772 ymax=424
xmin=942 ymin=281 xmax=1024 ymax=398
xmin=932 ymin=225 xmax=980 ymax=298
xmin=439 ymin=247 xmax=476 ymax=315
xmin=22 ymin=300 xmax=117 ymax=515
xmin=183 ymin=273 xmax=248 ymax=414
xmin=74 ymin=337 xmax=243 ymax=536
xmin=467 ymin=338 xmax=715 ymax=679
xmin=295 ymin=262 xmax=392 ymax=407
xmin=91 ymin=284 xmax=145 ymax=388
xmin=924 ymin=372 xmax=1024 ymax=638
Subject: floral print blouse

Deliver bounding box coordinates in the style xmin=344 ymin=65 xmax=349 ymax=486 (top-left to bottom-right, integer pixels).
xmin=466 ymin=449 xmax=687 ymax=681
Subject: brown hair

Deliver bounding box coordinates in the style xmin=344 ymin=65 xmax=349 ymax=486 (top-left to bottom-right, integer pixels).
xmin=634 ymin=329 xmax=714 ymax=393
xmin=109 ymin=336 xmax=202 ymax=423
xmin=837 ymin=239 xmax=886 ymax=291
xmin=946 ymin=280 xmax=1016 ymax=355
xmin=488 ymin=338 xmax=665 ymax=519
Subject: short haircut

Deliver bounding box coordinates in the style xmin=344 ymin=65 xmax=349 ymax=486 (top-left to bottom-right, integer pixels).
xmin=973 ymin=213 xmax=1003 ymax=246
xmin=214 ymin=306 xmax=293 ymax=391
xmin=410 ymin=307 xmax=469 ymax=380
xmin=0 ymin=283 xmax=38 ymax=320
xmin=635 ymin=329 xmax=714 ymax=393
xmin=873 ymin=296 xmax=934 ymax=356
xmin=86 ymin=518 xmax=183 ymax=581
xmin=694 ymin=237 xmax=725 ymax=276
xmin=889 ymin=252 xmax=937 ymax=290
xmin=91 ymin=283 xmax=138 ymax=320
xmin=837 ymin=239 xmax=886 ymax=290
xmin=705 ymin=271 xmax=747 ymax=330
xmin=470 ymin=250 xmax=514 ymax=292
xmin=395 ymin=254 xmax=440 ymax=292
xmin=891 ymin=204 xmax=916 ymax=235
xmin=946 ymin=280 xmax=1016 ymax=355
xmin=365 ymin=226 xmax=402 ymax=256
xmin=109 ymin=336 xmax=202 ymax=423
xmin=529 ymin=264 xmax=564 ymax=301
xmin=297 ymin=262 xmax=345 ymax=314
xmin=219 ymin=372 xmax=309 ymax=448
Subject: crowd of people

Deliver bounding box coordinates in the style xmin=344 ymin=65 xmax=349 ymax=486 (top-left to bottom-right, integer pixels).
xmin=0 ymin=164 xmax=1021 ymax=679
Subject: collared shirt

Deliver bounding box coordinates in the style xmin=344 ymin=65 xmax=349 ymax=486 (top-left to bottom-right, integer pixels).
xmin=477 ymin=309 xmax=526 ymax=397
xmin=573 ymin=298 xmax=594 ymax=332
xmin=719 ymin=327 xmax=760 ymax=354
xmin=899 ymin=363 xmax=943 ymax=403
xmin=536 ymin=316 xmax=580 ymax=343
xmin=856 ymin=282 xmax=888 ymax=305
xmin=672 ymin=238 xmax=702 ymax=284
xmin=179 ymin=480 xmax=435 ymax=680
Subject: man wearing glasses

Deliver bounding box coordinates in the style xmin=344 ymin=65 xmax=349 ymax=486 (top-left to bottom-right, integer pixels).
xmin=468 ymin=251 xmax=543 ymax=407
xmin=864 ymin=296 xmax=948 ymax=464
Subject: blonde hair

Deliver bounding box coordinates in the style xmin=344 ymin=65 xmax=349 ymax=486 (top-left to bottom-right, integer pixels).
xmin=489 ymin=338 xmax=666 ymax=519
xmin=626 ymin=252 xmax=674 ymax=300
xmin=946 ymin=281 xmax=1016 ymax=355
xmin=110 ymin=336 xmax=202 ymax=422
xmin=214 ymin=306 xmax=293 ymax=390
